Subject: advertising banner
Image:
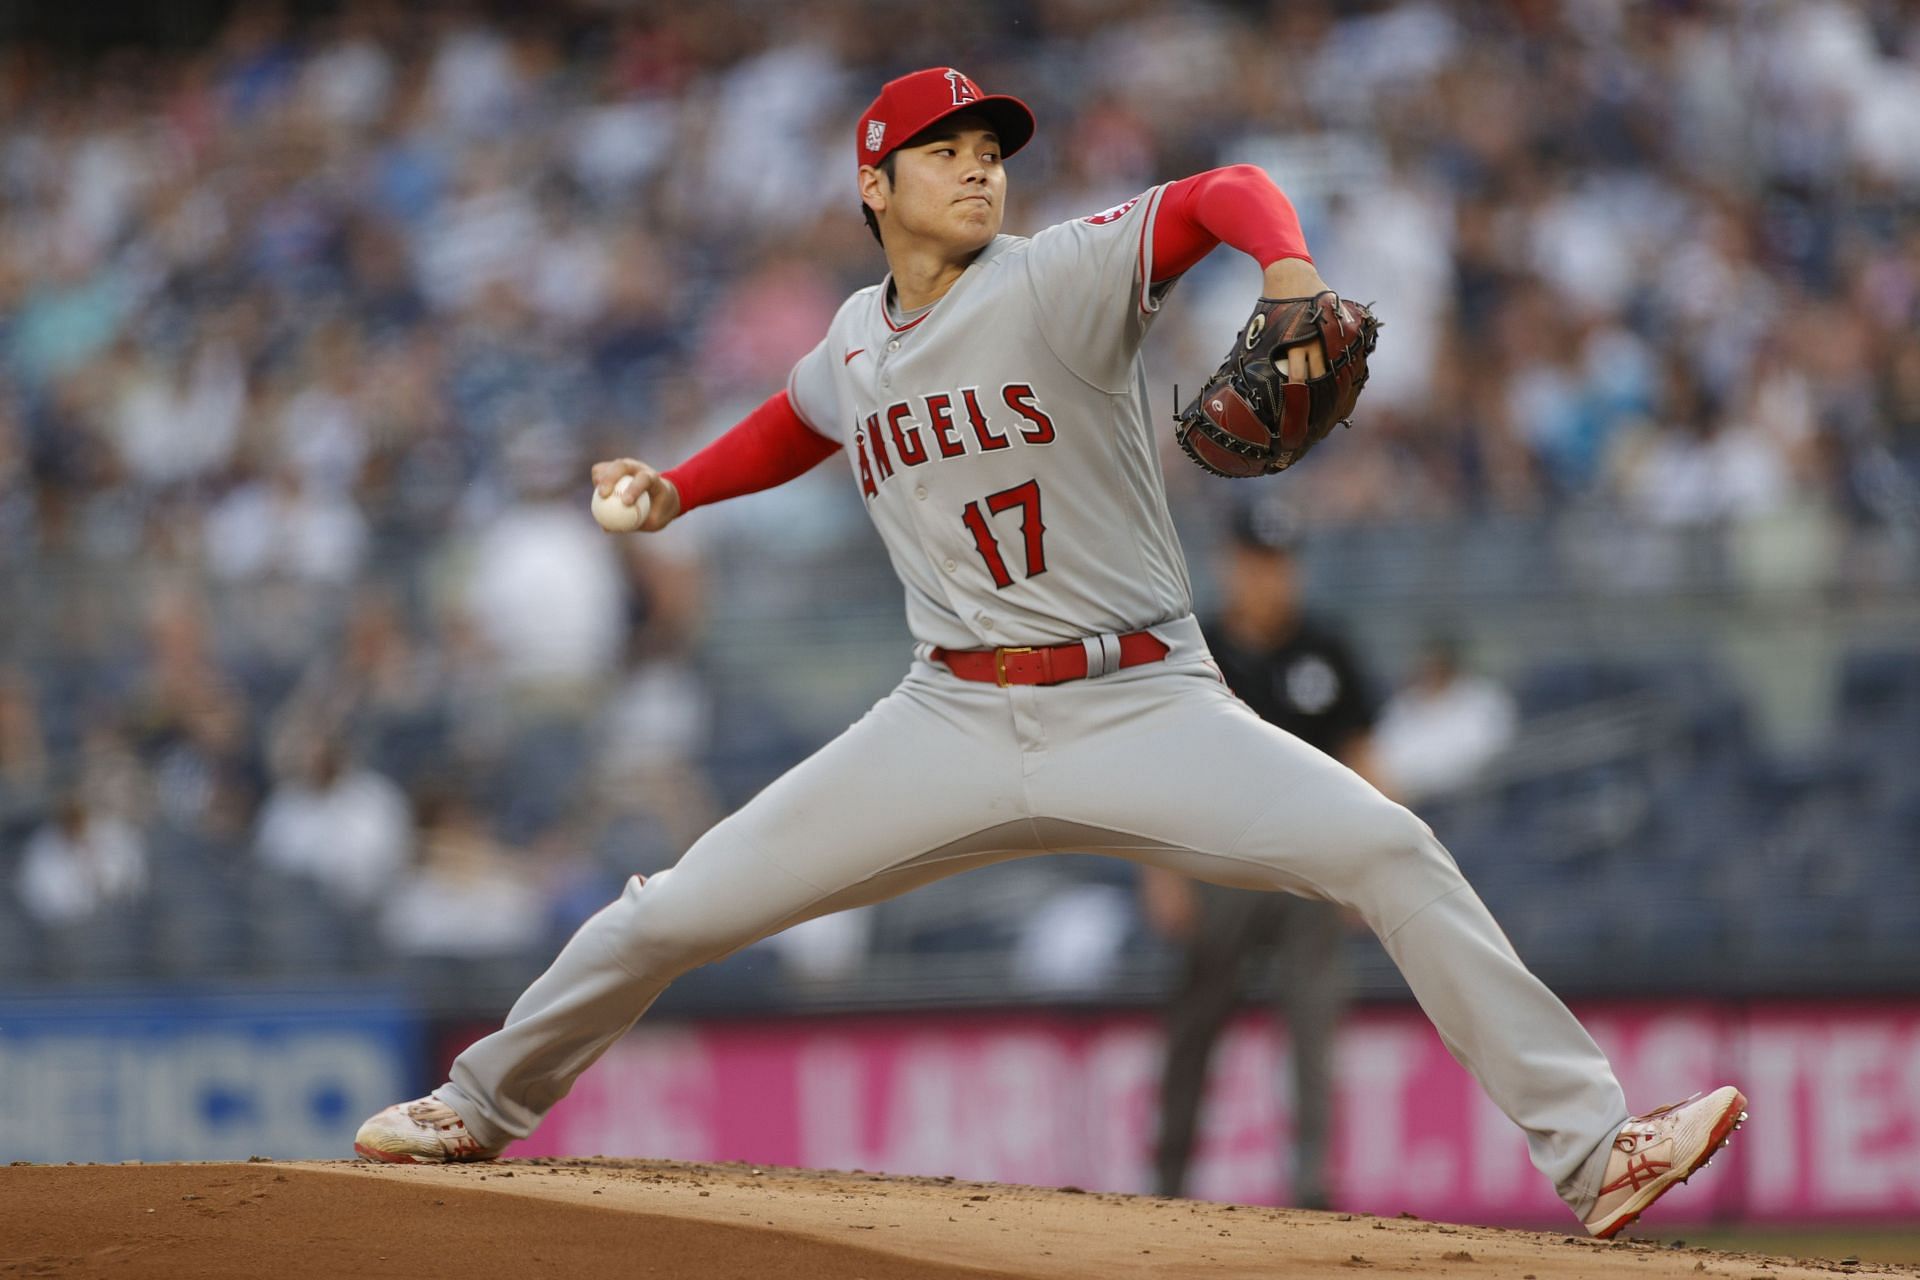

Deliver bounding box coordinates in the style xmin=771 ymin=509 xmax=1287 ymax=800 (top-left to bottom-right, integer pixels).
xmin=473 ymin=1000 xmax=1920 ymax=1225
xmin=0 ymin=988 xmax=418 ymax=1163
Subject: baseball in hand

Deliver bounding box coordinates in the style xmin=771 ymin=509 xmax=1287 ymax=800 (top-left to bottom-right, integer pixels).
xmin=591 ymin=476 xmax=651 ymax=533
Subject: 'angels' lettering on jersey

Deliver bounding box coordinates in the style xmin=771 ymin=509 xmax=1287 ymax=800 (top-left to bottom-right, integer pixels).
xmin=786 ymin=184 xmax=1195 ymax=650
xmin=852 ymin=383 xmax=1056 ymax=499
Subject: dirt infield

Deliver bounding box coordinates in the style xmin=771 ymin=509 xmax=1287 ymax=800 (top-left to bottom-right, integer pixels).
xmin=4 ymin=1159 xmax=1913 ymax=1279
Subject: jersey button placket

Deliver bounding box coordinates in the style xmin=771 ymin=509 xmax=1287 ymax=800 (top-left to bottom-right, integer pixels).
xmin=876 ymin=331 xmax=967 ymax=607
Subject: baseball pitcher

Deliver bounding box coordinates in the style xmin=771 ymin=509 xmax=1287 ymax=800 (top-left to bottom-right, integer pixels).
xmin=356 ymin=67 xmax=1745 ymax=1239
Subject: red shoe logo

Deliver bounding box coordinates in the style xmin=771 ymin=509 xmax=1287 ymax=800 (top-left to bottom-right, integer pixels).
xmin=1601 ymin=1149 xmax=1672 ymax=1195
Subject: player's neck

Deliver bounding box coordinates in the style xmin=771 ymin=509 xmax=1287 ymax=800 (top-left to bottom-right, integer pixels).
xmin=884 ymin=241 xmax=983 ymax=311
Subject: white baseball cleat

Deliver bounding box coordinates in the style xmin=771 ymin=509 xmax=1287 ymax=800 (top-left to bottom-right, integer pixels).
xmin=1582 ymin=1085 xmax=1748 ymax=1239
xmin=354 ymin=1096 xmax=501 ymax=1164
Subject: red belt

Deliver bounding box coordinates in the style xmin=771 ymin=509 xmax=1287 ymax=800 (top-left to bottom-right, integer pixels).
xmin=932 ymin=631 xmax=1170 ymax=687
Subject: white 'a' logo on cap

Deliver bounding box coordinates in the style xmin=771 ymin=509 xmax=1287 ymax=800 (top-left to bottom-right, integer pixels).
xmin=945 ymin=69 xmax=979 ymax=106
xmin=865 ymin=119 xmax=886 ymax=152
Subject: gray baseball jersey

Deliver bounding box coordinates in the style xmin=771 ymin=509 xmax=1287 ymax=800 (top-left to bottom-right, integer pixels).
xmin=429 ymin=189 xmax=1635 ymax=1221
xmin=786 ymin=188 xmax=1188 ymax=651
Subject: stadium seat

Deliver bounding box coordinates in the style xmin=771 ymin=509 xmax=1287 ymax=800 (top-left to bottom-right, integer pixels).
xmin=1838 ymin=648 xmax=1920 ymax=723
xmin=43 ymin=908 xmax=152 ymax=981
xmin=244 ymin=871 xmax=355 ymax=974
xmin=151 ymin=886 xmax=251 ymax=978
xmin=1513 ymin=658 xmax=1661 ymax=717
xmin=0 ymin=901 xmax=45 ymax=984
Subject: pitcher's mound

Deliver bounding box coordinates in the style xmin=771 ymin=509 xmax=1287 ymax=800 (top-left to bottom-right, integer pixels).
xmin=4 ymin=1159 xmax=1911 ymax=1279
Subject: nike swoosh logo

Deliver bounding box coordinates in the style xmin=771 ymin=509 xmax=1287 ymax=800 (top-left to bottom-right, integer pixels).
xmin=844 ymin=348 xmax=866 ymax=365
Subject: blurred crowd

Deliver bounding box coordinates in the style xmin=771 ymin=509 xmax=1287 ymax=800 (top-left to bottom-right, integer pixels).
xmin=2 ymin=0 xmax=1917 ymax=982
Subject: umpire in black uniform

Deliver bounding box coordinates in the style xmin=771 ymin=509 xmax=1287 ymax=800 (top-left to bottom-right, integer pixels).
xmin=1141 ymin=497 xmax=1382 ymax=1209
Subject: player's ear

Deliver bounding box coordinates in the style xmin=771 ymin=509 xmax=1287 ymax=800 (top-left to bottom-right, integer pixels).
xmin=858 ymin=163 xmax=890 ymax=216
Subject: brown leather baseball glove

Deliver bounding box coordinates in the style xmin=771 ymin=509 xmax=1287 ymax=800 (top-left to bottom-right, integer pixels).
xmin=1174 ymin=291 xmax=1379 ymax=478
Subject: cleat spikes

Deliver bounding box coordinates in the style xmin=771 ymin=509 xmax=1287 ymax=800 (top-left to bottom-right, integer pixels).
xmin=1582 ymin=1086 xmax=1747 ymax=1239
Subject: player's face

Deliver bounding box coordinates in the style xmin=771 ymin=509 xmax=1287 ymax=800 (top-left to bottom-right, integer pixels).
xmin=1224 ymin=545 xmax=1301 ymax=633
xmin=867 ymin=119 xmax=1006 ymax=256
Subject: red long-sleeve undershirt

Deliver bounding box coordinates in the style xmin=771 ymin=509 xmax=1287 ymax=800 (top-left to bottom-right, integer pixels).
xmin=662 ymin=167 xmax=1308 ymax=514
xmin=661 ymin=391 xmax=840 ymax=514
xmin=1150 ymin=163 xmax=1312 ymax=283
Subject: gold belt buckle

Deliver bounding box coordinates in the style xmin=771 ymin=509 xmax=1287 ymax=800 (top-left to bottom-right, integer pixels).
xmin=994 ymin=646 xmax=1035 ymax=687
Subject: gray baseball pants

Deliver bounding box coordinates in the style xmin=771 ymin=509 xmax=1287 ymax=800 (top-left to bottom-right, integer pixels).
xmin=436 ymin=618 xmax=1629 ymax=1215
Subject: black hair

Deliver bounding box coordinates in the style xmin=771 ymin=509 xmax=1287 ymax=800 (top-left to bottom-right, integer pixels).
xmin=861 ymin=151 xmax=897 ymax=247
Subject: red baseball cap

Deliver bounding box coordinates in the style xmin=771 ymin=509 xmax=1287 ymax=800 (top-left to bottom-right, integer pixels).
xmin=855 ymin=67 xmax=1036 ymax=171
